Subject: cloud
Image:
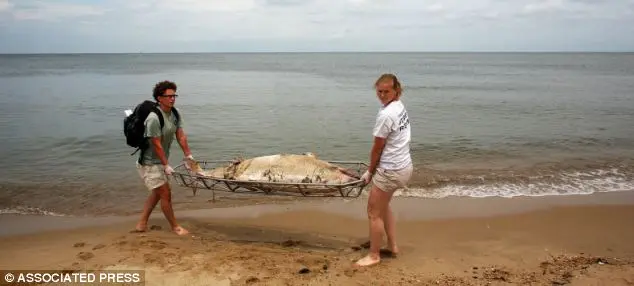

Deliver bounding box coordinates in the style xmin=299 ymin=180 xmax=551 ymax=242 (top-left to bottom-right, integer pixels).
xmin=263 ymin=0 xmax=311 ymax=6
xmin=517 ymin=0 xmax=634 ymax=19
xmin=10 ymin=1 xmax=107 ymax=21
xmin=0 ymin=0 xmax=12 ymax=12
xmin=154 ymin=0 xmax=257 ymax=12
xmin=1 ymin=0 xmax=633 ymax=53
xmin=522 ymin=0 xmax=565 ymax=14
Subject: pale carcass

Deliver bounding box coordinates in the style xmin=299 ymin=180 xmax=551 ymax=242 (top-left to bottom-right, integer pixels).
xmin=184 ymin=152 xmax=361 ymax=185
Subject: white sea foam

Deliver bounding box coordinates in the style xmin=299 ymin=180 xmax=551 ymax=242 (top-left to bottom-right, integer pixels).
xmin=0 ymin=206 xmax=66 ymax=217
xmin=385 ymin=169 xmax=634 ymax=199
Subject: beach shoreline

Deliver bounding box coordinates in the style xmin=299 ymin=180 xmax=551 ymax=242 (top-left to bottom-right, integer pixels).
xmin=3 ymin=189 xmax=634 ymax=237
xmin=1 ymin=191 xmax=634 ymax=285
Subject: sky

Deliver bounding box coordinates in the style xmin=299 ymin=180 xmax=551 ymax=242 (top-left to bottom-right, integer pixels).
xmin=0 ymin=0 xmax=633 ymax=53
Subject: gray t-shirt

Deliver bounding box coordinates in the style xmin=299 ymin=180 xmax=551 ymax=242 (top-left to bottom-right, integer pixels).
xmin=139 ymin=107 xmax=184 ymax=165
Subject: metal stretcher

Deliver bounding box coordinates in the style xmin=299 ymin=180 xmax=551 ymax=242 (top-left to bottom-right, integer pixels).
xmin=170 ymin=159 xmax=369 ymax=198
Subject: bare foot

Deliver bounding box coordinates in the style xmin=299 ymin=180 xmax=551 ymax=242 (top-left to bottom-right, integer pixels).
xmin=173 ymin=226 xmax=190 ymax=236
xmin=355 ymin=255 xmax=380 ymax=267
xmin=133 ymin=223 xmax=147 ymax=232
xmin=389 ymin=246 xmax=399 ymax=257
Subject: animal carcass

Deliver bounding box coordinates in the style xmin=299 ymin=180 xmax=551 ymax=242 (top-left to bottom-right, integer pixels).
xmin=185 ymin=153 xmax=361 ymax=185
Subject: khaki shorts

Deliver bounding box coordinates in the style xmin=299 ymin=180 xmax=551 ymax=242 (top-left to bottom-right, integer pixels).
xmin=372 ymin=165 xmax=413 ymax=193
xmin=136 ymin=163 xmax=168 ymax=191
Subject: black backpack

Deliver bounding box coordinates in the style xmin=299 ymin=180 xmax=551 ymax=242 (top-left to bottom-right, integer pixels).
xmin=123 ymin=100 xmax=180 ymax=163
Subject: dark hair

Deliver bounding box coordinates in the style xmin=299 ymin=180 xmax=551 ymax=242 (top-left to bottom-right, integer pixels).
xmin=152 ymin=80 xmax=177 ymax=101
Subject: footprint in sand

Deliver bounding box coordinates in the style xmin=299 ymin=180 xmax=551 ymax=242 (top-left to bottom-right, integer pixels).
xmin=245 ymin=277 xmax=260 ymax=284
xmin=298 ymin=267 xmax=310 ymax=274
xmin=344 ymin=267 xmax=359 ymax=277
xmin=77 ymin=252 xmax=94 ymax=261
xmin=143 ymin=253 xmax=165 ymax=264
xmin=281 ymin=240 xmax=302 ymax=247
xmin=140 ymin=239 xmax=167 ymax=250
xmin=129 ymin=225 xmax=162 ymax=234
xmin=92 ymin=244 xmax=106 ymax=250
xmin=73 ymin=242 xmax=86 ymax=248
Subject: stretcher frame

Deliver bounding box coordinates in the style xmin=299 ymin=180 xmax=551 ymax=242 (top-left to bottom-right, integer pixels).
xmin=170 ymin=159 xmax=369 ymax=198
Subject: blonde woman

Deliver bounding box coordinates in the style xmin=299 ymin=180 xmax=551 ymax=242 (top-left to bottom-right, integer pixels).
xmin=356 ymin=73 xmax=413 ymax=267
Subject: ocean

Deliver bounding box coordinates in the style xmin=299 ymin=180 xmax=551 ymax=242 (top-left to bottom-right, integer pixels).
xmin=1 ymin=52 xmax=633 ymax=217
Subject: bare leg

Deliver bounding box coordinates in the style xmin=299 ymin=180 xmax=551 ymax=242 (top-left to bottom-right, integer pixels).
xmin=356 ymin=186 xmax=392 ymax=267
xmin=384 ymin=205 xmax=398 ymax=255
xmin=135 ymin=190 xmax=160 ymax=232
xmin=155 ymin=183 xmax=189 ymax=235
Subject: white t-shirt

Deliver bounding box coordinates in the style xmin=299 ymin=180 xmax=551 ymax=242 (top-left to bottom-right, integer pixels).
xmin=372 ymin=100 xmax=412 ymax=170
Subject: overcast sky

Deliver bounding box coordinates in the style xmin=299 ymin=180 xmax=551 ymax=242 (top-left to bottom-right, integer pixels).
xmin=0 ymin=0 xmax=633 ymax=53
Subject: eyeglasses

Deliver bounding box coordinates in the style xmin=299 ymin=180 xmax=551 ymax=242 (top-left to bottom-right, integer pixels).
xmin=160 ymin=94 xmax=178 ymax=99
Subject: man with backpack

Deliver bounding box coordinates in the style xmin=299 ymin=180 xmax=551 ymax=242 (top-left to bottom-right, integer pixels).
xmin=126 ymin=80 xmax=193 ymax=236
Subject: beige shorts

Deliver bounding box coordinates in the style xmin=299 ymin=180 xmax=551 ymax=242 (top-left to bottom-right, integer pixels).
xmin=372 ymin=165 xmax=413 ymax=193
xmin=136 ymin=163 xmax=168 ymax=191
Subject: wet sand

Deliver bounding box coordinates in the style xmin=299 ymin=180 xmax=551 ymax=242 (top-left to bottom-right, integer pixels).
xmin=1 ymin=191 xmax=634 ymax=285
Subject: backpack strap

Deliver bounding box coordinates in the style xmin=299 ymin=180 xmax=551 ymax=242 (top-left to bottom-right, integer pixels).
xmin=172 ymin=107 xmax=180 ymax=126
xmin=137 ymin=106 xmax=179 ymax=165
xmin=151 ymin=105 xmax=178 ymax=130
xmin=138 ymin=105 xmax=165 ymax=165
xmin=153 ymin=106 xmax=165 ymax=129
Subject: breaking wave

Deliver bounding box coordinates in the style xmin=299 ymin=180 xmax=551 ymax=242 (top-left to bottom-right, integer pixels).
xmin=0 ymin=206 xmax=66 ymax=217
xmin=393 ymin=167 xmax=634 ymax=198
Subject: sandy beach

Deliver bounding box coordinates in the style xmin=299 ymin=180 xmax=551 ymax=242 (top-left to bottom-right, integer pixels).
xmin=1 ymin=191 xmax=634 ymax=285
